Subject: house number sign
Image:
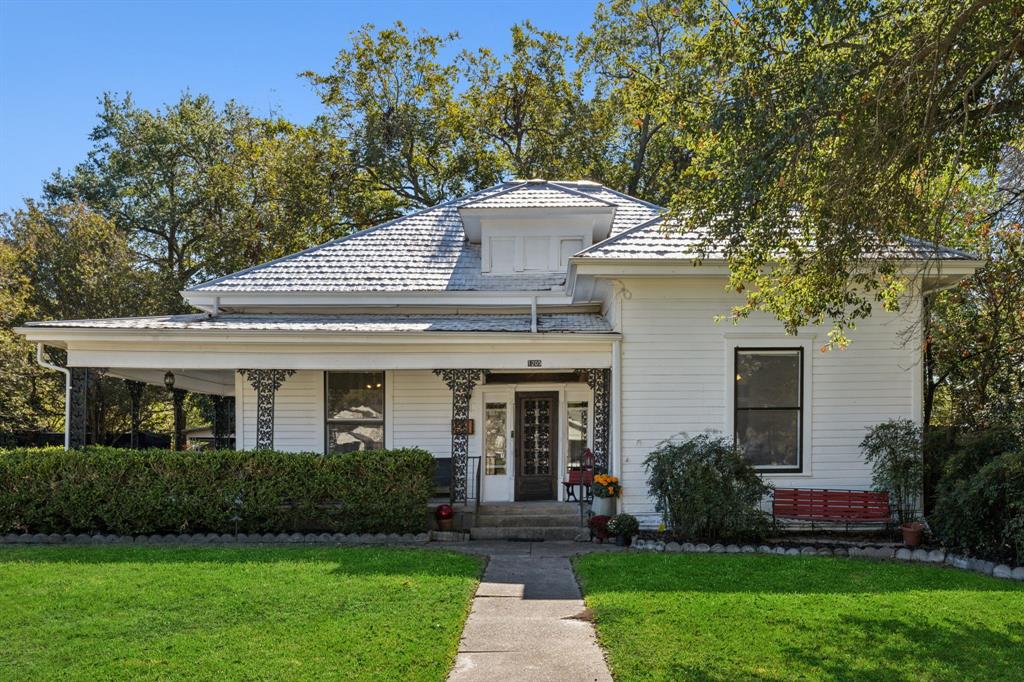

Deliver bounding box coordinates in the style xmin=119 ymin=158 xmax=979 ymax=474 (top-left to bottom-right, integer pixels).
xmin=527 ymin=359 xmax=542 ymax=367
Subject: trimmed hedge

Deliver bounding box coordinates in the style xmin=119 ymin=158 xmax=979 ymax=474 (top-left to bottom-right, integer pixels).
xmin=0 ymin=447 xmax=435 ymax=535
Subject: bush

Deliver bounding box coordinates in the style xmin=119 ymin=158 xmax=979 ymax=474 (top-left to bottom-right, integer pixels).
xmin=860 ymin=419 xmax=924 ymax=524
xmin=644 ymin=434 xmax=772 ymax=542
xmin=931 ymin=441 xmax=1024 ymax=565
xmin=0 ymin=446 xmax=435 ymax=535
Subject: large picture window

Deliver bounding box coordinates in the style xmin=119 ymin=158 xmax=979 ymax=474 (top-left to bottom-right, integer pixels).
xmin=326 ymin=371 xmax=384 ymax=453
xmin=734 ymin=349 xmax=803 ymax=471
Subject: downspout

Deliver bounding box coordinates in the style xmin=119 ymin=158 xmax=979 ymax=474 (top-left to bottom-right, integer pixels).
xmin=611 ymin=338 xmax=622 ymax=479
xmin=530 ymin=296 xmax=538 ymax=333
xmin=35 ymin=343 xmax=71 ymax=450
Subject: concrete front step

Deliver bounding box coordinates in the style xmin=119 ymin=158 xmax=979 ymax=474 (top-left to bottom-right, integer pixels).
xmin=469 ymin=526 xmax=586 ymax=541
xmin=477 ymin=502 xmax=586 ymax=516
xmin=474 ymin=513 xmax=589 ymax=528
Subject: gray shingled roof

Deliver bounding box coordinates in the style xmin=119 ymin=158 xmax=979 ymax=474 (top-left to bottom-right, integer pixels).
xmin=578 ymin=217 xmax=978 ymax=260
xmin=25 ymin=313 xmax=614 ymax=334
xmin=189 ymin=181 xmax=661 ymax=294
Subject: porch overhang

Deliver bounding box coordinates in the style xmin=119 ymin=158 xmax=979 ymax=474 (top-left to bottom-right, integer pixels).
xmin=17 ymin=328 xmax=617 ymax=371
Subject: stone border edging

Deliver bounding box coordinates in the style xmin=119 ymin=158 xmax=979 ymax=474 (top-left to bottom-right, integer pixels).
xmin=629 ymin=537 xmax=1024 ymax=581
xmin=0 ymin=531 xmax=431 ymax=546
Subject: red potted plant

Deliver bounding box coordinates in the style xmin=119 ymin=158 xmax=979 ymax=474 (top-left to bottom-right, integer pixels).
xmin=589 ymin=514 xmax=611 ymax=542
xmin=435 ymin=504 xmax=455 ymax=532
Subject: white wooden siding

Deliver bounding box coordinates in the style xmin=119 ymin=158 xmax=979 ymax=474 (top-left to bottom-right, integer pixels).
xmin=390 ymin=370 xmax=453 ymax=458
xmin=237 ymin=370 xmax=325 ymax=452
xmin=615 ymin=277 xmax=921 ymax=521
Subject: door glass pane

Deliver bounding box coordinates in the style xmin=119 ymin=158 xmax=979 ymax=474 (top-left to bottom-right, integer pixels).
xmin=485 ymin=402 xmax=507 ymax=475
xmin=567 ymin=401 xmax=588 ymax=471
xmin=328 ymin=423 xmax=384 ymax=453
xmin=736 ymin=410 xmax=799 ymax=467
xmin=327 ymin=371 xmax=384 ymax=420
xmin=522 ymin=398 xmax=552 ymax=475
xmin=736 ymin=351 xmax=800 ymax=408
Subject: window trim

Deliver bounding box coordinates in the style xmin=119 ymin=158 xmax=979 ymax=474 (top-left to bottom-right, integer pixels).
xmin=323 ymin=370 xmax=386 ymax=454
xmin=737 ymin=346 xmax=806 ymax=473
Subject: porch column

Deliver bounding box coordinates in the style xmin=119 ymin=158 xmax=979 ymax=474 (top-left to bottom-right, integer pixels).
xmin=433 ymin=369 xmax=484 ymax=504
xmin=69 ymin=367 xmax=89 ymax=449
xmin=172 ymin=388 xmax=187 ymax=451
xmin=581 ymin=368 xmax=611 ymax=474
xmin=238 ymin=370 xmax=295 ymax=450
xmin=126 ymin=380 xmax=144 ymax=449
xmin=211 ymin=395 xmax=234 ymax=450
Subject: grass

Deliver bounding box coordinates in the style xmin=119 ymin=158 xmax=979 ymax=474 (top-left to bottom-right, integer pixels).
xmin=575 ymin=553 xmax=1024 ymax=681
xmin=0 ymin=545 xmax=482 ymax=681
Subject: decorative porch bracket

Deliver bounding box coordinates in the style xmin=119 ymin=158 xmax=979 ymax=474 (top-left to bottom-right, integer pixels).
xmin=238 ymin=369 xmax=295 ymax=450
xmin=433 ymin=369 xmax=484 ymax=504
xmin=579 ymin=368 xmax=611 ymax=474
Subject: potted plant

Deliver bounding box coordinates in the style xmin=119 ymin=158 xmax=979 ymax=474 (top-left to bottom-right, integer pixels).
xmin=589 ymin=514 xmax=611 ymax=542
xmin=860 ymin=419 xmax=925 ymax=545
xmin=435 ymin=504 xmax=455 ymax=532
xmin=591 ymin=474 xmax=622 ymax=516
xmin=901 ymin=518 xmax=924 ymax=547
xmin=607 ymin=513 xmax=639 ymax=546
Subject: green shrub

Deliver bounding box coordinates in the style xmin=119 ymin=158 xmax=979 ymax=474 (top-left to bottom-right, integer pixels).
xmin=860 ymin=419 xmax=924 ymax=524
xmin=931 ymin=445 xmax=1024 ymax=565
xmin=0 ymin=446 xmax=435 ymax=535
xmin=607 ymin=513 xmax=639 ymax=538
xmin=644 ymin=434 xmax=772 ymax=542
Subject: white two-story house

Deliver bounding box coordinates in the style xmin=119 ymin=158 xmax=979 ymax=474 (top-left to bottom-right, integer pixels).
xmin=17 ymin=179 xmax=979 ymax=533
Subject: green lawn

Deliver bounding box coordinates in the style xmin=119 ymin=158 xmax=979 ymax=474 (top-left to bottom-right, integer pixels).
xmin=0 ymin=545 xmax=482 ymax=681
xmin=575 ymin=553 xmax=1024 ymax=681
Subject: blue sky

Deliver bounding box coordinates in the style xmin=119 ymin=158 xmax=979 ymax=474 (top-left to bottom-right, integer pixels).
xmin=0 ymin=0 xmax=599 ymax=212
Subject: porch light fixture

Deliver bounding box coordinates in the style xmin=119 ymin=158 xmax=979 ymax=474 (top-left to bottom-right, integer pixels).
xmin=164 ymin=371 xmax=175 ymax=393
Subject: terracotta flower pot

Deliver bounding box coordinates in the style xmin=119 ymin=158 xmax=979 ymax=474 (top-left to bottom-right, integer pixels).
xmin=901 ymin=522 xmax=924 ymax=547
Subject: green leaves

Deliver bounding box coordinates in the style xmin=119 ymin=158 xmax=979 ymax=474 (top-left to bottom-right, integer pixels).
xmin=0 ymin=446 xmax=436 ymax=535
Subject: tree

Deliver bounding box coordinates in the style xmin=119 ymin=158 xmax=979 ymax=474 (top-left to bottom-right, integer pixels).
xmin=305 ymin=22 xmax=500 ymax=209
xmin=580 ymin=0 xmax=696 ymax=204
xmin=462 ymin=22 xmax=600 ymax=181
xmin=645 ymin=0 xmax=1024 ymax=345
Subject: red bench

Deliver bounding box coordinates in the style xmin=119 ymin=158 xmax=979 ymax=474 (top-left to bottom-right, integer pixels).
xmin=772 ymin=488 xmax=891 ymax=527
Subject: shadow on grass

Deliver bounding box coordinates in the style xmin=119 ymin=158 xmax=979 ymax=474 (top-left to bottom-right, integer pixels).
xmin=776 ymin=614 xmax=1024 ymax=681
xmin=576 ymin=552 xmax=1024 ymax=595
xmin=0 ymin=544 xmax=482 ymax=578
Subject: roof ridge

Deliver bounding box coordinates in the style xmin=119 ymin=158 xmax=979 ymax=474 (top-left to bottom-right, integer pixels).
xmin=187 ymin=183 xmax=507 ymax=292
xmin=458 ymin=180 xmax=616 ymax=209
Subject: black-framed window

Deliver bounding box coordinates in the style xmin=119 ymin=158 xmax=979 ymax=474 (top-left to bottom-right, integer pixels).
xmin=734 ymin=348 xmax=803 ymax=472
xmin=326 ymin=371 xmax=384 ymax=453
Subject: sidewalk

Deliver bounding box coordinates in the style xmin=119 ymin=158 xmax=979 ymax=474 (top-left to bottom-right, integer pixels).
xmin=447 ymin=542 xmax=617 ymax=681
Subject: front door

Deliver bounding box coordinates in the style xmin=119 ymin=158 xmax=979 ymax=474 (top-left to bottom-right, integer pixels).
xmin=515 ymin=391 xmax=558 ymax=501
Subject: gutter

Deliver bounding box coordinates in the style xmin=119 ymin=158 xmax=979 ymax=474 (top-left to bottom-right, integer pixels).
xmin=35 ymin=343 xmax=71 ymax=450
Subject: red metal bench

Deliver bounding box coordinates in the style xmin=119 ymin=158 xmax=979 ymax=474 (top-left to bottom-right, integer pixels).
xmin=772 ymin=488 xmax=891 ymax=527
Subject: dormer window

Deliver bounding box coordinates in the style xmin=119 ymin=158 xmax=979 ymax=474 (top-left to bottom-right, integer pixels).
xmin=458 ymin=180 xmax=616 ymax=275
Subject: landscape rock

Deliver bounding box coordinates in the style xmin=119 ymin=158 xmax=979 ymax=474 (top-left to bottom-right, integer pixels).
xmin=1011 ymin=567 xmax=1024 ymax=581
xmin=946 ymin=554 xmax=970 ymax=570
xmin=993 ymin=564 xmax=1013 ymax=579
xmin=832 ymin=547 xmax=849 ymax=557
xmin=725 ymin=544 xmax=741 ymax=553
xmin=800 ymin=546 xmax=816 ymax=556
xmin=785 ymin=548 xmax=800 ymax=556
xmin=756 ymin=545 xmax=772 ymax=553
xmin=741 ymin=545 xmax=756 ymax=553
xmin=681 ymin=542 xmax=695 ymax=552
xmin=911 ymin=548 xmax=929 ymax=562
xmin=710 ymin=543 xmax=725 ymax=553
xmin=666 ymin=542 xmax=681 ymax=552
xmin=653 ymin=541 xmax=666 ymax=552
xmin=695 ymin=543 xmax=710 ymax=553
xmin=970 ymin=559 xmax=995 ymax=576
xmin=926 ymin=549 xmax=946 ymax=563
xmin=895 ymin=548 xmax=912 ymax=561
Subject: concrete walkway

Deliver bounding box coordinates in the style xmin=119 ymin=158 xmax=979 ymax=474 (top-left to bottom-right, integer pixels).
xmin=448 ymin=542 xmax=617 ymax=681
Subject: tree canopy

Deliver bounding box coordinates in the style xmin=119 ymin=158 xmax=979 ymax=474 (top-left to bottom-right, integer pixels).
xmin=1 ymin=1 xmax=1022 ymax=436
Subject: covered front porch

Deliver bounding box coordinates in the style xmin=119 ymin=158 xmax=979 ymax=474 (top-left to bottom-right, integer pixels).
xmin=19 ymin=312 xmax=619 ymax=516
